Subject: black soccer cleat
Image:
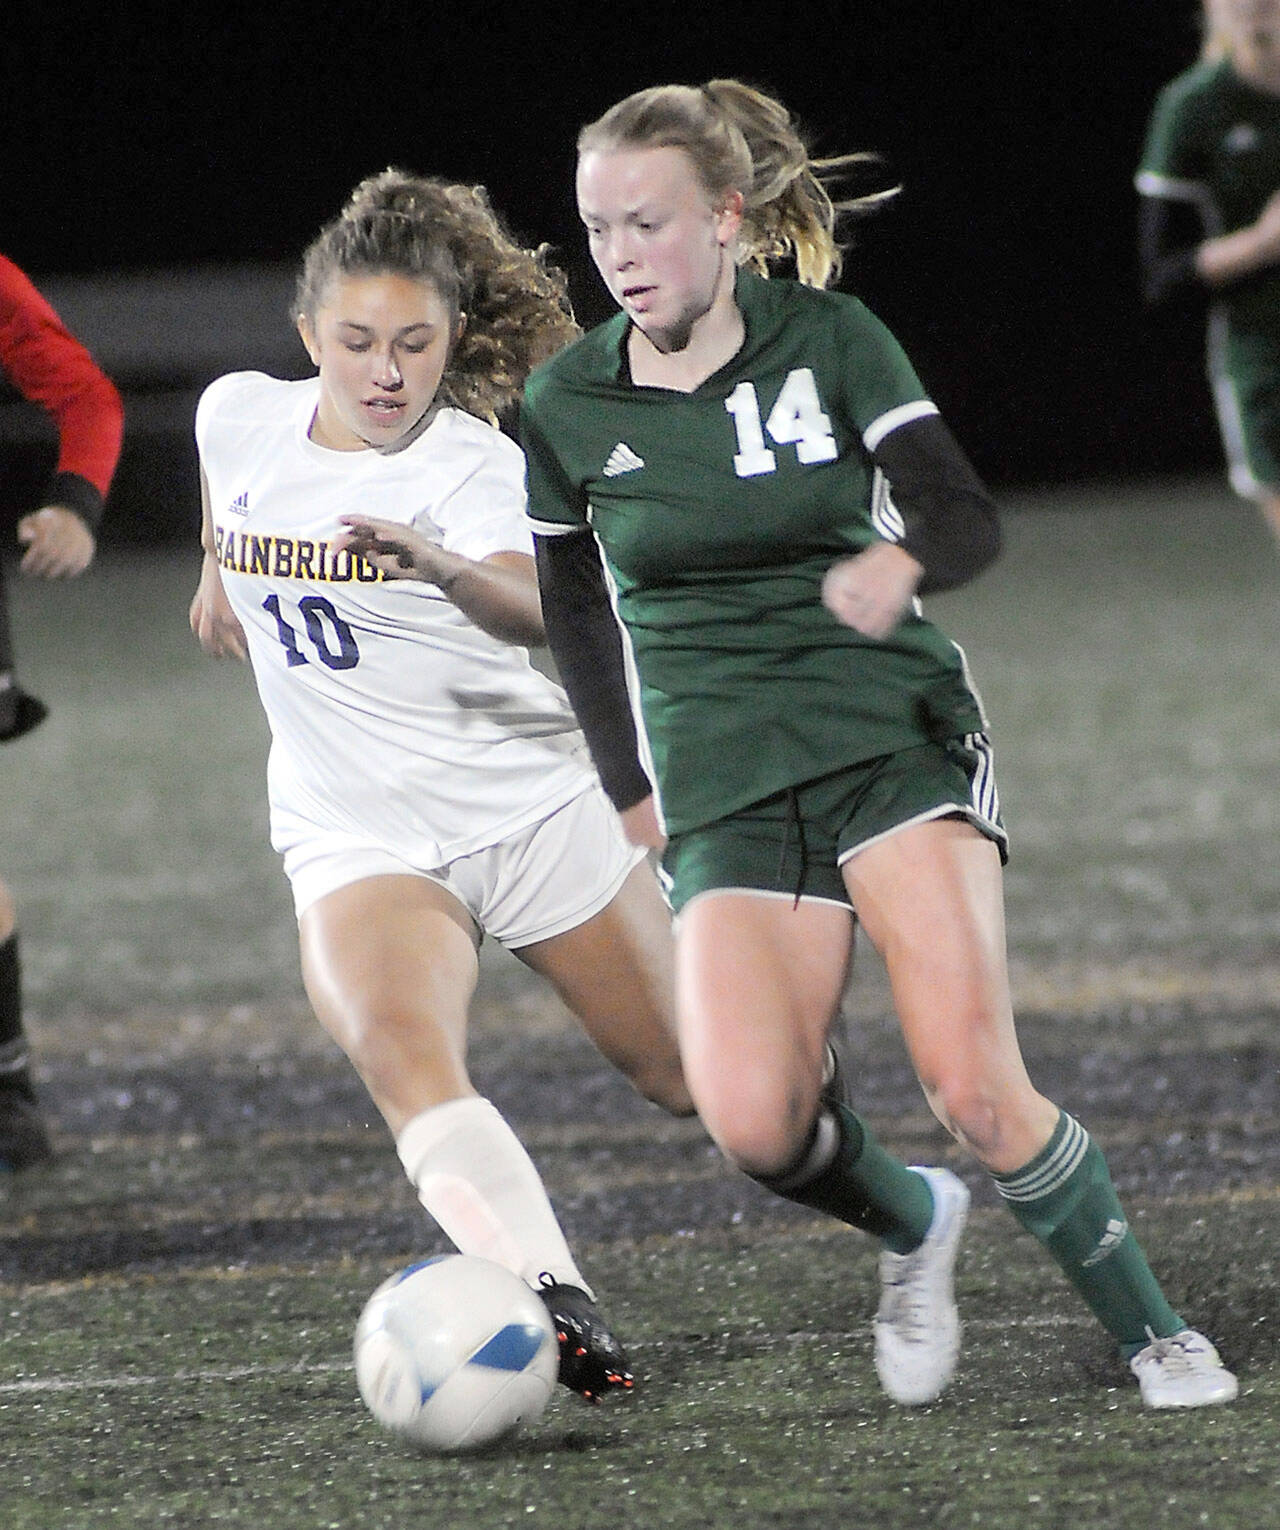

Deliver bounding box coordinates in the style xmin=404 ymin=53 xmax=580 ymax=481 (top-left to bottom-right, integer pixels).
xmin=537 ymin=1275 xmax=635 ymax=1403
xmin=0 ymin=685 xmax=49 ymax=744
xmin=0 ymin=1085 xmax=54 ymax=1171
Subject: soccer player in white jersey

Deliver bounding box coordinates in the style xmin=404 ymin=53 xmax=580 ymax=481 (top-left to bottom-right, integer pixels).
xmin=190 ymin=169 xmax=693 ymax=1402
xmin=519 ymin=80 xmax=1238 ymax=1410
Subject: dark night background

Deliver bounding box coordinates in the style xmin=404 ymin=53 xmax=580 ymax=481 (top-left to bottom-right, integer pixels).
xmin=0 ymin=0 xmax=1223 ymax=541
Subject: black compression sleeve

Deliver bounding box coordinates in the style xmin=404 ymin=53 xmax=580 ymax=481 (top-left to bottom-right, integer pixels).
xmin=533 ymin=530 xmax=652 ymax=812
xmin=871 ymin=413 xmax=1001 ymax=594
xmin=1137 ymin=196 xmax=1205 ymax=306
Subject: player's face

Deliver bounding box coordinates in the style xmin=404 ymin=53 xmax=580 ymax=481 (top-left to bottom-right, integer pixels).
xmin=298 ymin=272 xmax=463 ymax=452
xmin=577 ymin=145 xmax=742 ymax=352
xmin=1212 ymin=0 xmax=1280 ymax=51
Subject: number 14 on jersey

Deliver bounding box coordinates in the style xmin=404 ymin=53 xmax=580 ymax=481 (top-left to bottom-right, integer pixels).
xmin=724 ymin=367 xmax=838 ymax=478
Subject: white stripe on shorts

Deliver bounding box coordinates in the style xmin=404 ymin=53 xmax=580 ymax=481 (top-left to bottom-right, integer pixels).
xmin=963 ymin=730 xmax=1000 ymax=827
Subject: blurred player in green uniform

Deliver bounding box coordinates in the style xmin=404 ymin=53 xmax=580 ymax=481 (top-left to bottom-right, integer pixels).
xmin=1138 ymin=0 xmax=1280 ymax=537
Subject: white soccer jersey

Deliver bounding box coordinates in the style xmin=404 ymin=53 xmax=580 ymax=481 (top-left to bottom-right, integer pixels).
xmin=196 ymin=371 xmax=593 ymax=869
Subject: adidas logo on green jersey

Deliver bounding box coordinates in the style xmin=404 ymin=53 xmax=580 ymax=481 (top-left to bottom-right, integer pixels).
xmin=603 ymin=442 xmax=645 ymax=477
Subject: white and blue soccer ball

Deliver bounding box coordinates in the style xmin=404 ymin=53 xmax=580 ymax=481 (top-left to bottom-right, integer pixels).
xmin=354 ymin=1254 xmax=559 ymax=1453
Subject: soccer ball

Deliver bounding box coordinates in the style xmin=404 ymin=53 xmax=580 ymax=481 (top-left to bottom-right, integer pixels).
xmin=354 ymin=1254 xmax=559 ymax=1453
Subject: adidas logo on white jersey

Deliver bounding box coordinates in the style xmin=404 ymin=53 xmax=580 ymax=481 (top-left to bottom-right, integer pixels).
xmin=226 ymin=491 xmax=251 ymax=517
xmin=602 ymin=442 xmax=645 ymax=477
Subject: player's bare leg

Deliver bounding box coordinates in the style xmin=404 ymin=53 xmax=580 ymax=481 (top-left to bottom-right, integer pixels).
xmin=300 ymin=874 xmax=619 ymax=1399
xmin=673 ymin=890 xmax=965 ymax=1404
xmin=671 ymin=891 xmax=850 ymax=1172
xmin=300 ymin=874 xmax=478 ymax=1129
xmin=515 ymin=861 xmax=693 ymax=1117
xmin=840 ymin=817 xmax=1056 ymax=1171
xmin=515 ymin=861 xmax=694 ymax=1398
xmin=843 ymin=816 xmax=1236 ymax=1405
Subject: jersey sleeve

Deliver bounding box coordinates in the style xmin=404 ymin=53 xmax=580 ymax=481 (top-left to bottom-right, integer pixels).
xmin=1135 ymin=74 xmax=1209 ymax=202
xmin=194 ymin=372 xmax=240 ymax=461
xmin=518 ymin=382 xmax=591 ymax=536
xmin=430 ymin=429 xmax=534 ymax=562
xmin=834 ymin=297 xmax=940 ymax=450
xmin=1134 ymin=72 xmax=1219 ymax=301
xmin=831 ymin=296 xmax=999 ymax=592
xmin=193 ymin=372 xmax=255 ymax=516
xmin=0 ymin=253 xmax=123 ymax=526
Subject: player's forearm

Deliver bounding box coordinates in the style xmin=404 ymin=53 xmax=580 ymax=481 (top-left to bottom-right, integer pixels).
xmin=1195 ymin=223 xmax=1280 ymax=286
xmin=424 ymin=550 xmax=545 ymax=646
xmin=534 ymin=530 xmax=652 ymax=813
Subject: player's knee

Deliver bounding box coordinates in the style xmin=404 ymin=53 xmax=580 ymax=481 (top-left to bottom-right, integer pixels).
xmin=326 ymin=1002 xmax=447 ymax=1092
xmin=924 ymin=1076 xmax=1027 ymax=1164
xmin=696 ymin=1080 xmax=813 ymax=1178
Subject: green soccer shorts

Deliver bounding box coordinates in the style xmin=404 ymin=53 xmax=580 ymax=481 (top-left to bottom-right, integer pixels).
xmin=660 ymin=734 xmax=1008 ymax=916
xmin=1211 ymin=325 xmax=1280 ymax=496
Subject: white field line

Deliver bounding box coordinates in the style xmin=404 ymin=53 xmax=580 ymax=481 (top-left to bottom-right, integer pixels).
xmin=0 ymin=1314 xmax=1094 ymax=1397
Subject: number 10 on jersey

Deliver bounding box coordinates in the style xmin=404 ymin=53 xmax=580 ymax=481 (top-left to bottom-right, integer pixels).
xmin=263 ymin=593 xmax=360 ymax=671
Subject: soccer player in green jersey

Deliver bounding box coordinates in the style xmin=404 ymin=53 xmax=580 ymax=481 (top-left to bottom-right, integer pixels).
xmin=1137 ymin=0 xmax=1280 ymax=538
xmin=521 ymin=79 xmax=1238 ymax=1409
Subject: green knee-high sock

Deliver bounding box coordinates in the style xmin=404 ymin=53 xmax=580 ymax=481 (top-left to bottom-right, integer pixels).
xmin=994 ymin=1111 xmax=1183 ymax=1354
xmin=753 ymin=1103 xmax=935 ymax=1254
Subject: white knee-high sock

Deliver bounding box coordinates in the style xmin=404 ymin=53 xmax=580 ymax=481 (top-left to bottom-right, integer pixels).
xmin=395 ymin=1096 xmax=591 ymax=1296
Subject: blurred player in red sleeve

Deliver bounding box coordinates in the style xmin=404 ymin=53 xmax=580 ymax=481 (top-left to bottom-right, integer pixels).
xmin=0 ymin=252 xmax=123 ymax=1169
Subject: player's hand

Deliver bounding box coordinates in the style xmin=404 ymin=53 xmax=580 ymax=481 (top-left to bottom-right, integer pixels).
xmin=334 ymin=514 xmax=446 ymax=581
xmin=189 ymin=552 xmax=248 ymax=660
xmin=619 ymin=796 xmax=666 ymax=850
xmin=821 ymin=541 xmax=923 ymax=640
xmin=16 ymin=506 xmax=96 ymax=578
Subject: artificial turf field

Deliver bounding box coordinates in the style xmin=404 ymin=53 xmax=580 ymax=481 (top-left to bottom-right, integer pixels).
xmin=1 ymin=477 xmax=1278 ymax=1528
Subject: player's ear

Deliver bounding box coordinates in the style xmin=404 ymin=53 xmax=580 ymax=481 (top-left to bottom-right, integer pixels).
xmin=297 ymin=313 xmax=321 ymax=366
xmin=715 ymin=188 xmax=744 ymax=245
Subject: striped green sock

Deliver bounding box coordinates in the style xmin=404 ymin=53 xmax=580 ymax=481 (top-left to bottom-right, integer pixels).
xmin=754 ymin=1103 xmax=935 ymax=1254
xmin=994 ymin=1111 xmax=1182 ymax=1354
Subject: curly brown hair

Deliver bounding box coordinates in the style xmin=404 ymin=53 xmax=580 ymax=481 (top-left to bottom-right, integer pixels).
xmin=293 ymin=169 xmax=579 ymax=421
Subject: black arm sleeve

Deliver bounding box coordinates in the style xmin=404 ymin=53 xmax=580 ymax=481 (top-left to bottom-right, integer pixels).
xmin=1137 ymin=195 xmax=1206 ymax=306
xmin=534 ymin=529 xmax=653 ymax=813
xmin=871 ymin=413 xmax=1001 ymax=595
xmin=44 ymin=470 xmax=105 ymax=530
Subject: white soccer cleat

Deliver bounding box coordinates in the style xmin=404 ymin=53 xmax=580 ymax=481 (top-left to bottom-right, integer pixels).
xmin=1129 ymin=1328 xmax=1239 ymax=1409
xmin=873 ymin=1166 xmax=969 ymax=1405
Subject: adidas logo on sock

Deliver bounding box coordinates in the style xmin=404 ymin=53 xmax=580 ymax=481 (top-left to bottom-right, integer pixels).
xmin=1082 ymin=1217 xmax=1129 ymax=1267
xmin=602 ymin=442 xmax=645 ymax=477
xmin=226 ymin=491 xmax=251 ymax=516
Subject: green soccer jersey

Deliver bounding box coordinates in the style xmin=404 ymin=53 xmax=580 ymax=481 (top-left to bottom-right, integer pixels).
xmin=1137 ymin=58 xmax=1280 ymax=340
xmin=521 ymin=269 xmax=987 ymax=837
